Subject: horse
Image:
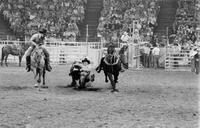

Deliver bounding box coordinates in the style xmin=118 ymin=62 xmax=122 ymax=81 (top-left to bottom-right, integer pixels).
xmin=96 ymin=45 xmax=128 ymax=92
xmin=69 ymin=61 xmax=95 ymax=89
xmin=30 ymin=46 xmax=46 ymax=90
xmin=1 ymin=43 xmax=30 ymax=67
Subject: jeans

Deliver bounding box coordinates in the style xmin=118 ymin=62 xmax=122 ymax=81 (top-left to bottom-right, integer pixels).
xmin=153 ymin=55 xmax=159 ymax=69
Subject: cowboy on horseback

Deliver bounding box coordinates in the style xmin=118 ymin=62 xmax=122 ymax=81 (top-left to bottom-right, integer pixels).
xmin=96 ymin=43 xmax=125 ymax=72
xmin=25 ymin=28 xmax=52 ymax=72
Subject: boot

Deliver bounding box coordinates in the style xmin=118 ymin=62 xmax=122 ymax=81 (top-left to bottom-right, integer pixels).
xmin=45 ymin=58 xmax=52 ymax=72
xmin=26 ymin=56 xmax=31 ymax=72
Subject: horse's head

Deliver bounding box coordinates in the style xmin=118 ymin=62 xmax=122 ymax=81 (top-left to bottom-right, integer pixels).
xmin=107 ymin=43 xmax=116 ymax=55
xmin=31 ymin=47 xmax=45 ymax=68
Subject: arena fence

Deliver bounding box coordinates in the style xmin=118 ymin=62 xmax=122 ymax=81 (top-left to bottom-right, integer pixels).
xmin=0 ymin=40 xmax=103 ymax=66
xmin=0 ymin=40 xmax=192 ymax=71
xmin=127 ymin=43 xmax=142 ymax=69
xmin=165 ymin=48 xmax=191 ymax=71
xmin=0 ymin=40 xmax=142 ymax=69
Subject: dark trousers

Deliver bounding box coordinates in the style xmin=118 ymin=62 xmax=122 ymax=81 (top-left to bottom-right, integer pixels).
xmin=144 ymin=54 xmax=149 ymax=68
xmin=194 ymin=59 xmax=199 ymax=74
xmin=153 ymin=55 xmax=159 ymax=69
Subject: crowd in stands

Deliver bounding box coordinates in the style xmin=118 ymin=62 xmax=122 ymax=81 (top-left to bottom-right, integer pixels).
xmin=97 ymin=0 xmax=160 ymax=44
xmin=0 ymin=0 xmax=86 ymax=41
xmin=171 ymin=0 xmax=198 ymax=50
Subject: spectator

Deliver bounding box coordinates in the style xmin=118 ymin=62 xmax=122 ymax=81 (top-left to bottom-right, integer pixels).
xmin=152 ymin=44 xmax=160 ymax=69
xmin=143 ymin=43 xmax=151 ymax=68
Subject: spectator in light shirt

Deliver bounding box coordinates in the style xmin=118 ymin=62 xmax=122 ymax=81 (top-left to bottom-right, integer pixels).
xmin=152 ymin=44 xmax=160 ymax=69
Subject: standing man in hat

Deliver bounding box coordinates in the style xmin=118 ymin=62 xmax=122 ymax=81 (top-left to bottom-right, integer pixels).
xmin=194 ymin=49 xmax=200 ymax=74
xmin=152 ymin=44 xmax=160 ymax=69
xmin=25 ymin=28 xmax=52 ymax=72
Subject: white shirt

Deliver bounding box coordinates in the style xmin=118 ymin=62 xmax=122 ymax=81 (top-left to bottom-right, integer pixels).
xmin=190 ymin=50 xmax=197 ymax=58
xmin=143 ymin=46 xmax=150 ymax=54
xmin=152 ymin=47 xmax=160 ymax=55
xmin=121 ymin=34 xmax=130 ymax=42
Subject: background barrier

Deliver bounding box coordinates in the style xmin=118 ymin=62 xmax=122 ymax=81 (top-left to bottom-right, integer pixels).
xmin=0 ymin=40 xmax=193 ymax=71
xmin=0 ymin=40 xmax=103 ymax=66
xmin=165 ymin=48 xmax=191 ymax=71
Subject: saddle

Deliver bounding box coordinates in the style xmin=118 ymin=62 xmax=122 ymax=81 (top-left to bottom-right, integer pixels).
xmin=32 ymin=46 xmax=44 ymax=56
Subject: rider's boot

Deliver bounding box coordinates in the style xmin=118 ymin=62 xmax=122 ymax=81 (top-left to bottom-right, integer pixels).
xmin=26 ymin=56 xmax=31 ymax=72
xmin=45 ymin=58 xmax=52 ymax=72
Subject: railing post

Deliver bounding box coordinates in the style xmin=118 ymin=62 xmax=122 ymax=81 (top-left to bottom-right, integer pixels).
xmin=166 ymin=27 xmax=169 ymax=46
xmin=86 ymin=24 xmax=89 ymax=55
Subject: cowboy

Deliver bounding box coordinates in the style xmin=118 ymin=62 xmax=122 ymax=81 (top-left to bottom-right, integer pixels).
xmin=70 ymin=58 xmax=94 ymax=87
xmin=194 ymin=49 xmax=200 ymax=74
xmin=25 ymin=28 xmax=52 ymax=72
xmin=81 ymin=58 xmax=92 ymax=72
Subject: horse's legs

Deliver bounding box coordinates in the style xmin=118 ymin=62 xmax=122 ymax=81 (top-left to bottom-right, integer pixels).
xmin=5 ymin=55 xmax=8 ymax=67
xmin=70 ymin=76 xmax=76 ymax=87
xmin=42 ymin=70 xmax=46 ymax=85
xmin=33 ymin=69 xmax=39 ymax=88
xmin=107 ymin=73 xmax=118 ymax=92
xmin=114 ymin=72 xmax=119 ymax=83
xmin=19 ymin=56 xmax=22 ymax=67
xmin=96 ymin=57 xmax=104 ymax=73
xmin=1 ymin=54 xmax=4 ymax=66
xmin=104 ymin=71 xmax=108 ymax=83
xmin=41 ymin=69 xmax=48 ymax=88
xmin=37 ymin=70 xmax=42 ymax=91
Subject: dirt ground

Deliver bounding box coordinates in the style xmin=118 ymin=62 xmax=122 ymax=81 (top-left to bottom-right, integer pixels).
xmin=0 ymin=65 xmax=199 ymax=128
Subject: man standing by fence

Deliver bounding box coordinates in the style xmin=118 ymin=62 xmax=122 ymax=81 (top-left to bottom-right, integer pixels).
xmin=194 ymin=49 xmax=200 ymax=74
xmin=152 ymin=44 xmax=160 ymax=69
xmin=143 ymin=43 xmax=151 ymax=68
xmin=190 ymin=47 xmax=197 ymax=72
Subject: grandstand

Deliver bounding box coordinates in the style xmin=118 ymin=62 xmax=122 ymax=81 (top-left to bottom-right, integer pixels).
xmin=0 ymin=0 xmax=198 ymax=44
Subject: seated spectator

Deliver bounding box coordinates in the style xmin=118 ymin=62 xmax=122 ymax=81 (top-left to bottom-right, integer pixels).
xmin=0 ymin=0 xmax=86 ymax=41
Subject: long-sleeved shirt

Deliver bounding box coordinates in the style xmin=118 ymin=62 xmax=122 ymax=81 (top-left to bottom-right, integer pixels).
xmin=152 ymin=47 xmax=160 ymax=56
xmin=29 ymin=33 xmax=45 ymax=46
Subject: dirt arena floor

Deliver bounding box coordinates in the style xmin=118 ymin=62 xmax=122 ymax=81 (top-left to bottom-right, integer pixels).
xmin=0 ymin=65 xmax=199 ymax=128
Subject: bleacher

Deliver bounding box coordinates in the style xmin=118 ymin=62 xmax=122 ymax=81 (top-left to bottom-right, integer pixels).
xmin=97 ymin=0 xmax=161 ymax=44
xmin=0 ymin=0 xmax=86 ymax=41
